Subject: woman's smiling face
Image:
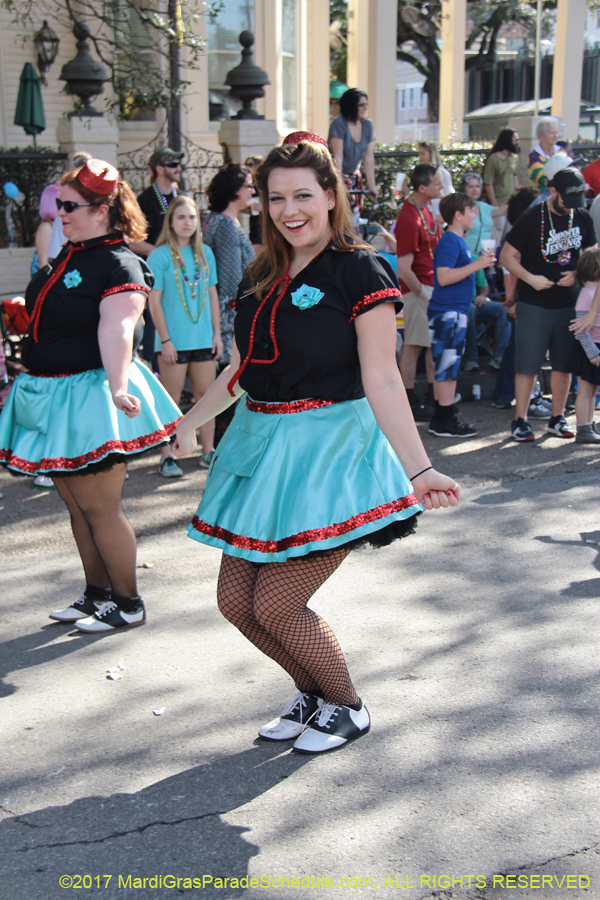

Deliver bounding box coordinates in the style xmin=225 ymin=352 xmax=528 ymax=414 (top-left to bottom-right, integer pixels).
xmin=267 ymin=167 xmax=334 ymax=253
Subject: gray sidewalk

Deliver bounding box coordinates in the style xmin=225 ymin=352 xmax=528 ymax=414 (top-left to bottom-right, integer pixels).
xmin=1 ymin=404 xmax=598 ymax=900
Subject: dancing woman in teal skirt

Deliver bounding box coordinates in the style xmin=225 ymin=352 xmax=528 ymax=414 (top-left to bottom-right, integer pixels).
xmin=173 ymin=135 xmax=460 ymax=753
xmin=0 ymin=160 xmax=180 ymax=633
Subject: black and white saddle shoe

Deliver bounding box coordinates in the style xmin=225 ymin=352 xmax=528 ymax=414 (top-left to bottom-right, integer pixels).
xmin=74 ymin=600 xmax=146 ymax=633
xmin=49 ymin=591 xmax=103 ymax=623
xmin=292 ymin=701 xmax=370 ymax=754
xmin=259 ymin=691 xmax=323 ymax=741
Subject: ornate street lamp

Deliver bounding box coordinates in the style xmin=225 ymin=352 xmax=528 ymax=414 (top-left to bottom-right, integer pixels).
xmin=35 ymin=20 xmax=60 ymax=86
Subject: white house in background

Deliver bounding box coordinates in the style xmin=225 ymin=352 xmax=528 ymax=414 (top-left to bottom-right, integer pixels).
xmin=394 ymin=56 xmax=433 ymax=143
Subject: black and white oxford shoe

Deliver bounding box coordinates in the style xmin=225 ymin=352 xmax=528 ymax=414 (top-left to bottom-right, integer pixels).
xmin=292 ymin=700 xmax=370 ymax=754
xmin=259 ymin=691 xmax=323 ymax=741
xmin=74 ymin=600 xmax=146 ymax=633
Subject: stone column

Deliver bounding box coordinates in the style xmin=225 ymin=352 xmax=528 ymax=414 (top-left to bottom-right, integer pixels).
xmin=217 ymin=119 xmax=280 ymax=164
xmin=305 ymin=0 xmax=330 ymax=138
xmin=57 ymin=116 xmax=120 ymax=167
xmin=551 ymin=0 xmax=587 ymax=140
xmin=347 ymin=0 xmax=397 ymax=144
xmin=438 ymin=0 xmax=466 ymax=145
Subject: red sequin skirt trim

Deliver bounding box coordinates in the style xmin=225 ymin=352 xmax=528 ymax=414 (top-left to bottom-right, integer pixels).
xmin=191 ymin=493 xmax=419 ymax=554
xmin=30 ymin=370 xmax=87 ymax=378
xmin=0 ymin=419 xmax=180 ymax=474
xmin=245 ymin=397 xmax=340 ymax=415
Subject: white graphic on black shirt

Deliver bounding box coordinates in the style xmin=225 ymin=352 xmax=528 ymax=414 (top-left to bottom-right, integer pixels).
xmin=544 ymin=225 xmax=582 ymax=259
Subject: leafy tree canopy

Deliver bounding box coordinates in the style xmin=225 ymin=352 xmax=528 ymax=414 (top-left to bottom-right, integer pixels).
xmin=1 ymin=0 xmax=223 ymax=119
xmin=397 ymin=0 xmax=562 ymax=121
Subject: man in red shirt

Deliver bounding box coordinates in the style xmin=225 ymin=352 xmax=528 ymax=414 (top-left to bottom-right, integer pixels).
xmin=395 ymin=164 xmax=444 ymax=418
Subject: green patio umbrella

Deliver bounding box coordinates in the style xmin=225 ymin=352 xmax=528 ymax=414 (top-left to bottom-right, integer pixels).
xmin=14 ymin=62 xmax=46 ymax=147
xmin=330 ymin=81 xmax=349 ymax=100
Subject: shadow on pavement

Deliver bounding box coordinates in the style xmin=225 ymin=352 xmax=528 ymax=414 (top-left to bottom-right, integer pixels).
xmin=1 ymin=741 xmax=311 ymax=900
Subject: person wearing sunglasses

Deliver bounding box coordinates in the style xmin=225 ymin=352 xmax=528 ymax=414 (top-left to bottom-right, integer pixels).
xmin=328 ymin=88 xmax=379 ymax=201
xmin=131 ymin=147 xmax=185 ymax=372
xmin=0 ymin=159 xmax=181 ymax=634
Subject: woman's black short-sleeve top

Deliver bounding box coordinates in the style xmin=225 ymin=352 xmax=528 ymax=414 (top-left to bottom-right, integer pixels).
xmin=22 ymin=234 xmax=154 ymax=374
xmin=234 ymin=244 xmax=401 ymax=402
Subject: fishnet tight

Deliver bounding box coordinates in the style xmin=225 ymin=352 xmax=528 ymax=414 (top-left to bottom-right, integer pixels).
xmin=52 ymin=462 xmax=138 ymax=599
xmin=217 ymin=549 xmax=360 ymax=707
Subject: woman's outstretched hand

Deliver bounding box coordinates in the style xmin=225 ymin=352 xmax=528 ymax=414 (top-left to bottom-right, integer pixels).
xmin=112 ymin=390 xmax=141 ymax=418
xmin=412 ymin=468 xmax=460 ymax=510
xmin=172 ymin=420 xmax=197 ymax=458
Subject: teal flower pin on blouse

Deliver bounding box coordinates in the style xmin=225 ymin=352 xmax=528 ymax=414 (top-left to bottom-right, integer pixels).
xmin=63 ymin=270 xmax=82 ymax=289
xmin=291 ymin=284 xmax=324 ymax=311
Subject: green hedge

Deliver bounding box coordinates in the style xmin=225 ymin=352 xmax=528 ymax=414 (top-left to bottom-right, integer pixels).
xmin=367 ymin=142 xmax=492 ymax=220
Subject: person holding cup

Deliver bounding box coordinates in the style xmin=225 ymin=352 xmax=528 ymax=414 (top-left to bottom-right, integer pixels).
xmin=459 ymin=173 xmax=510 ymax=372
xmin=428 ymin=192 xmax=496 ymax=438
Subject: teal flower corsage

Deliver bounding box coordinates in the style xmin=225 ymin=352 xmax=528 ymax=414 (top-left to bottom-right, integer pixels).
xmin=291 ymin=284 xmax=324 ymax=311
xmin=63 ymin=270 xmax=82 ymax=289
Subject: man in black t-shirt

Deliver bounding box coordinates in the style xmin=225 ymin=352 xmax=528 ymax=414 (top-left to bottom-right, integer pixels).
xmin=500 ymin=168 xmax=597 ymax=442
xmin=130 ymin=147 xmax=184 ymax=369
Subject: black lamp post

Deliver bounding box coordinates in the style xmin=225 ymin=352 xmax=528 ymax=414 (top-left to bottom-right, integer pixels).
xmin=35 ymin=20 xmax=60 ymax=86
xmin=225 ymin=31 xmax=270 ymax=120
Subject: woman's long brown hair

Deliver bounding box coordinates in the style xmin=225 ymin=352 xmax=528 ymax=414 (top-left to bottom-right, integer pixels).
xmin=248 ymin=141 xmax=370 ymax=299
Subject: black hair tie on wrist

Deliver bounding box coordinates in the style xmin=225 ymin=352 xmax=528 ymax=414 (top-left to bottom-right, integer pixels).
xmin=161 ymin=338 xmax=171 ymax=344
xmin=409 ymin=465 xmax=432 ymax=481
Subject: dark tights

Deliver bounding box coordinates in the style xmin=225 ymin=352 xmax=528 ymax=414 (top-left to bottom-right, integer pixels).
xmin=217 ymin=549 xmax=359 ymax=707
xmin=52 ymin=462 xmax=138 ymax=601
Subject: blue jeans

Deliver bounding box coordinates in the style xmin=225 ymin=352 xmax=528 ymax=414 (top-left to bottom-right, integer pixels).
xmin=492 ymin=319 xmax=515 ymax=403
xmin=465 ymin=300 xmax=510 ymax=364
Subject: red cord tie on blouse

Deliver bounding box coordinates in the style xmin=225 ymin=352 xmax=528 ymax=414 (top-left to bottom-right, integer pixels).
xmin=227 ymin=272 xmax=292 ymax=396
xmin=30 ymin=244 xmax=79 ymax=341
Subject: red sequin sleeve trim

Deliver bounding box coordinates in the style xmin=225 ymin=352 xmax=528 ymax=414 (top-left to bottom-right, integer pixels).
xmin=101 ymin=283 xmax=150 ymax=299
xmin=0 ymin=418 xmax=180 ymax=474
xmin=190 ymin=493 xmax=419 ymax=554
xmin=349 ymin=287 xmax=402 ymax=321
xmin=245 ymin=397 xmax=339 ymax=415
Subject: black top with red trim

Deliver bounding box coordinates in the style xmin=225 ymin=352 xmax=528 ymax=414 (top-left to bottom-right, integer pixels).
xmin=233 ymin=244 xmax=401 ymax=402
xmin=22 ymin=234 xmax=154 ymax=374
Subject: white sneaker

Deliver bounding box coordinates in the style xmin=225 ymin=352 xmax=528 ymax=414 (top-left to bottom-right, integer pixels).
xmin=293 ymin=701 xmax=370 ymax=754
xmin=259 ymin=691 xmax=323 ymax=741
xmin=463 ymin=360 xmax=480 ymax=372
xmin=75 ymin=600 xmax=146 ymax=633
xmin=32 ymin=475 xmax=55 ymax=489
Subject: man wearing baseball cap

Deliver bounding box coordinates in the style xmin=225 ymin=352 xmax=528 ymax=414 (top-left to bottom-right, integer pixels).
xmin=131 ymin=148 xmax=184 ymax=370
xmin=500 ymin=167 xmax=597 ymax=442
xmin=133 ymin=148 xmax=185 ymax=256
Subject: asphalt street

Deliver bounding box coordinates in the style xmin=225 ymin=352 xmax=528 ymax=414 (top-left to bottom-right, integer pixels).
xmin=1 ymin=401 xmax=598 ymax=900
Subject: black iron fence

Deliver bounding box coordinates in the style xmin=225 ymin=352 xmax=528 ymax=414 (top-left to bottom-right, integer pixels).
xmin=0 ymin=149 xmax=68 ymax=249
xmin=117 ymin=127 xmax=224 ymax=211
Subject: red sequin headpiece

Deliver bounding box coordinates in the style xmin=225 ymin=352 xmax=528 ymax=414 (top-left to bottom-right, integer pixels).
xmin=282 ymin=131 xmax=329 ymax=149
xmin=76 ymin=159 xmax=119 ymax=195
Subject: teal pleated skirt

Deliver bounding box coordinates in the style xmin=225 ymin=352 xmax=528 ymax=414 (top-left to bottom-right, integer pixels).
xmin=188 ymin=396 xmax=423 ymax=563
xmin=0 ymin=359 xmax=181 ymax=475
